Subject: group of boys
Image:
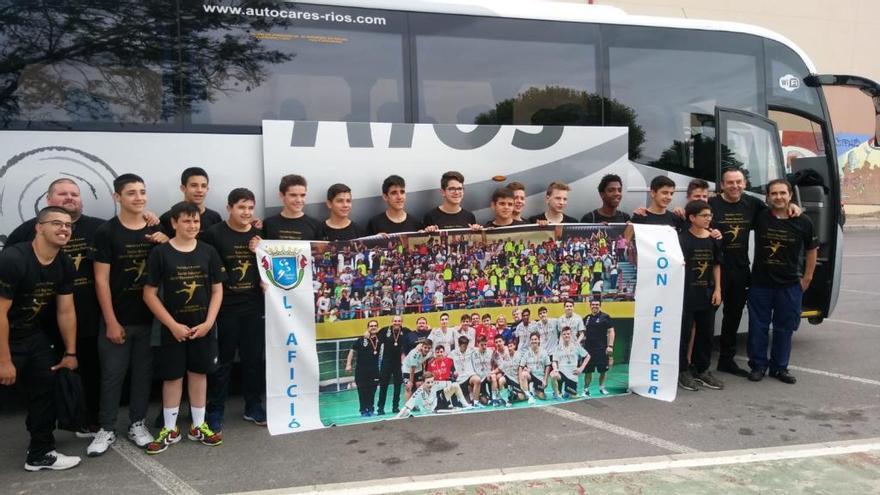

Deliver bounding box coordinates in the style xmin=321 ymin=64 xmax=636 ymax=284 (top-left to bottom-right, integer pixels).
xmin=0 ymin=164 xmax=817 ymax=471
xmin=345 ymin=299 xmax=617 ymax=418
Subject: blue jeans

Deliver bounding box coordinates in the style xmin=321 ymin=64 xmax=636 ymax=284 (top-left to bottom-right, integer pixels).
xmin=747 ymin=283 xmax=803 ymax=373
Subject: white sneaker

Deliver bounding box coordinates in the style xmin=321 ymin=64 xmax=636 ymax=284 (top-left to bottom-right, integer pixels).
xmin=599 ymin=386 xmax=609 ymax=395
xmin=24 ymin=450 xmax=81 ymax=471
xmin=86 ymin=429 xmax=116 ymax=457
xmin=527 ymin=395 xmax=536 ymax=405
xmin=128 ymin=420 xmax=154 ymax=447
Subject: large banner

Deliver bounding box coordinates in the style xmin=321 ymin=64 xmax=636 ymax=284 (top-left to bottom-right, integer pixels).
xmin=259 ymin=224 xmax=682 ymax=434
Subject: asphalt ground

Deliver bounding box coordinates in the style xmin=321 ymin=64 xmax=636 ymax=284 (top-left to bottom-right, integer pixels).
xmin=2 ymin=230 xmax=879 ymax=494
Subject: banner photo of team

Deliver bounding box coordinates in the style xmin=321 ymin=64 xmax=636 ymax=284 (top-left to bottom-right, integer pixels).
xmin=310 ymin=224 xmax=635 ymax=425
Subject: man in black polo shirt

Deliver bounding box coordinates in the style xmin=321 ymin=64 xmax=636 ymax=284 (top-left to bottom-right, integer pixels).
xmin=582 ymin=174 xmax=632 ymax=224
xmin=747 ymin=179 xmax=817 ymax=384
xmin=0 ymin=206 xmax=80 ymax=471
xmin=423 ymin=171 xmax=478 ymax=230
xmin=375 ymin=315 xmax=411 ymax=415
xmin=367 ymin=175 xmax=423 ymax=235
xmin=345 ymin=320 xmax=381 ymax=417
xmin=201 ymin=188 xmax=266 ymax=431
xmin=581 ymin=299 xmax=615 ymax=396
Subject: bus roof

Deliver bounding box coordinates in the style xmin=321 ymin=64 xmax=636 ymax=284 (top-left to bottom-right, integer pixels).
xmin=297 ymin=0 xmax=817 ymax=72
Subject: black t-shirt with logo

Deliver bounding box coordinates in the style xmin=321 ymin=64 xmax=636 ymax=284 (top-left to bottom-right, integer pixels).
xmin=581 ymin=209 xmax=632 ymax=224
xmin=200 ymin=222 xmax=263 ymax=315
xmin=322 ymin=221 xmax=367 ymax=242
xmin=752 ymin=210 xmax=818 ymax=288
xmin=93 ymin=217 xmax=162 ymax=326
xmin=366 ymin=212 xmax=423 ymax=235
xmin=351 ymin=336 xmax=381 ymax=374
xmin=709 ymin=194 xmax=765 ymax=269
xmin=159 ymin=207 xmax=223 ymax=238
xmin=422 ymin=207 xmax=476 ymax=230
xmin=582 ymin=311 xmax=613 ymax=350
xmin=528 ymin=212 xmax=578 ymax=224
xmin=631 ymin=210 xmax=685 ymax=231
xmin=0 ymin=243 xmax=74 ymax=342
xmin=146 ymin=241 xmax=226 ymax=343
xmin=263 ymin=213 xmax=323 ymax=240
xmin=377 ymin=326 xmax=411 ymax=365
xmin=679 ymin=230 xmax=723 ymax=311
xmin=4 ymin=215 xmax=104 ymax=337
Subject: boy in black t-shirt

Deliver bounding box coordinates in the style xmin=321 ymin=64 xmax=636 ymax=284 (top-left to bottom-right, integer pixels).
xmin=143 ymin=202 xmax=226 ymax=454
xmin=322 ymin=183 xmax=367 ymax=241
xmin=485 ymin=188 xmax=526 ymax=228
xmin=529 ymin=182 xmax=578 ymax=224
xmin=631 ymin=176 xmax=685 ymax=230
xmin=677 ymin=200 xmax=723 ymax=392
xmin=423 ymin=171 xmax=478 ymax=230
xmin=89 ymin=174 xmax=166 ymax=456
xmin=201 ymin=189 xmax=266 ymax=431
xmin=159 ymin=167 xmax=223 ymax=238
xmin=367 ymin=175 xmax=423 ymax=235
xmin=262 ymin=174 xmax=323 ymax=241
xmin=747 ymin=180 xmax=818 ymax=385
xmin=506 ymin=181 xmax=527 ymax=223
xmin=0 ymin=206 xmax=80 ymax=471
xmin=582 ymin=174 xmax=632 ymax=224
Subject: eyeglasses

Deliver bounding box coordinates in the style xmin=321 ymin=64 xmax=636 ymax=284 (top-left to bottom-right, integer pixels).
xmin=39 ymin=220 xmax=73 ymax=229
xmin=444 ymin=186 xmax=464 ymax=192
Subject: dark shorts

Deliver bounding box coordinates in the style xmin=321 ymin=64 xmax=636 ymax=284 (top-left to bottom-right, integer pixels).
xmin=585 ymin=349 xmax=609 ymax=373
xmin=528 ymin=373 xmax=546 ymax=391
xmin=479 ymin=377 xmax=493 ymax=398
xmin=558 ymin=371 xmax=578 ymax=394
xmin=403 ymin=371 xmax=423 ymax=385
xmin=155 ymin=330 xmax=218 ymax=380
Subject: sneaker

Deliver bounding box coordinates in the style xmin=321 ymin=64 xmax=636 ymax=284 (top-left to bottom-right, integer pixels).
xmin=392 ymin=407 xmax=400 ymax=414
xmin=86 ymin=429 xmax=116 ymax=457
xmin=717 ymin=360 xmax=749 ymax=377
xmin=693 ymin=371 xmax=725 ymax=390
xmin=127 ymin=421 xmax=153 ymax=448
xmin=75 ymin=425 xmax=98 ymax=439
xmin=748 ymin=369 xmax=765 ymax=382
xmin=599 ymin=386 xmax=609 ymax=395
xmin=243 ymin=406 xmax=267 ymax=426
xmin=561 ymin=393 xmax=571 ymax=400
xmin=581 ymin=389 xmax=591 ymax=398
xmin=145 ymin=427 xmax=181 ymax=455
xmin=769 ymin=369 xmax=797 ymax=384
xmin=25 ymin=450 xmax=81 ymax=471
xmin=527 ymin=395 xmax=536 ymax=405
xmin=188 ymin=423 xmax=223 ymax=446
xmin=678 ymin=371 xmax=699 ymax=391
xmin=376 ymin=409 xmax=385 ymax=416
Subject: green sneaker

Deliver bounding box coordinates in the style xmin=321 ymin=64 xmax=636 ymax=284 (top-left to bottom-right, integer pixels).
xmin=145 ymin=427 xmax=180 ymax=455
xmin=693 ymin=371 xmax=724 ymax=390
xmin=188 ymin=423 xmax=223 ymax=446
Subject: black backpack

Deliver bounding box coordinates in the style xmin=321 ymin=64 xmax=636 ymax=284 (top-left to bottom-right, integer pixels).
xmin=55 ymin=368 xmax=87 ymax=432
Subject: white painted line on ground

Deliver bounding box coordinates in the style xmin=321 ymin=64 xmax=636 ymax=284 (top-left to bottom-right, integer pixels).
xmin=225 ymin=438 xmax=880 ymax=495
xmin=112 ymin=440 xmax=200 ymax=495
xmin=733 ymin=357 xmax=880 ymax=387
xmin=826 ymin=318 xmax=880 ymax=329
xmin=539 ymin=406 xmax=698 ymax=454
xmin=840 ymin=288 xmax=880 ymax=296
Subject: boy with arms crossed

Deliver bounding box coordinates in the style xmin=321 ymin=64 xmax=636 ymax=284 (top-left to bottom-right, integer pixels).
xmin=89 ymin=174 xmax=165 ymax=456
xmin=201 ymin=189 xmax=266 ymax=430
xmin=677 ymin=200 xmax=724 ymax=392
xmin=143 ymin=202 xmax=225 ymax=454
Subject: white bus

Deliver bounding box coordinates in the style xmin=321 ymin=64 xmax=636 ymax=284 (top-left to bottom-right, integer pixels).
xmin=1 ymin=0 xmax=877 ymax=322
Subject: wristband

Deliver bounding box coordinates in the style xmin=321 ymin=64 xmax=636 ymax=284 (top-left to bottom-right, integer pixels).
xmin=64 ymin=352 xmax=77 ymax=357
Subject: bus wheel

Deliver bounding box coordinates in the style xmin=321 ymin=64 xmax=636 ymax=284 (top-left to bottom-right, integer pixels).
xmin=808 ymin=316 xmax=823 ymax=325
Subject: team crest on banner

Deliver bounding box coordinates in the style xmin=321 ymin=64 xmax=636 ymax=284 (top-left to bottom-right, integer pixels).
xmin=261 ymin=247 xmax=307 ymax=290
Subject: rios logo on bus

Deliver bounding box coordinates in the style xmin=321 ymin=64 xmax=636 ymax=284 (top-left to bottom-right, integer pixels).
xmin=779 ymin=74 xmax=801 ymax=92
xmin=261 ymin=247 xmax=307 ymax=290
